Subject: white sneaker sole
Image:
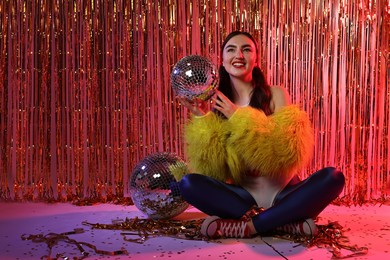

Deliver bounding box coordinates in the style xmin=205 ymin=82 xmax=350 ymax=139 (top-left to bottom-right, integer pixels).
xmin=201 ymin=216 xmax=221 ymax=238
xmin=303 ymin=218 xmax=318 ymax=236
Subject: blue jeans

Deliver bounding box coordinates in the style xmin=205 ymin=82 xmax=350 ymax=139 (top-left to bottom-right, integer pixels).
xmin=178 ymin=167 xmax=345 ymax=234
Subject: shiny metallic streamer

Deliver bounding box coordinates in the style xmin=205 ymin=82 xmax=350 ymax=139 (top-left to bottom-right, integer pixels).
xmin=21 ymin=228 xmax=129 ymax=258
xmin=0 ymin=0 xmax=389 ymax=203
xmin=21 ymin=218 xmax=367 ymax=259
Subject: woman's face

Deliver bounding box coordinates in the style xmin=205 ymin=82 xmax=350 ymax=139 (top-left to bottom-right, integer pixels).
xmin=222 ymin=34 xmax=258 ymax=82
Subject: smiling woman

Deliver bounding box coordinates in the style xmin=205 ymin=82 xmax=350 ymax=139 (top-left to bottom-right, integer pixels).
xmin=222 ymin=35 xmax=258 ymax=85
xmin=216 ymin=31 xmax=274 ymax=116
xmin=177 ymin=31 xmax=345 ymax=240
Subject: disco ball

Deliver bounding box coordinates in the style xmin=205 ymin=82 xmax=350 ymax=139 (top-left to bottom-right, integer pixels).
xmin=170 ymin=55 xmax=219 ymax=101
xmin=129 ymin=152 xmax=189 ymax=220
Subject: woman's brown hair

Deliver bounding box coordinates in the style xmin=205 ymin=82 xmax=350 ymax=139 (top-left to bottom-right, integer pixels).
xmin=218 ymin=31 xmax=273 ymax=116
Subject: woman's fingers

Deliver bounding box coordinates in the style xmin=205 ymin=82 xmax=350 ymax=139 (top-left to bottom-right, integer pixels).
xmin=177 ymin=96 xmax=207 ymax=116
xmin=215 ymin=91 xmax=228 ymax=102
xmin=212 ymin=90 xmax=237 ymax=119
xmin=178 ymin=97 xmax=192 ymax=109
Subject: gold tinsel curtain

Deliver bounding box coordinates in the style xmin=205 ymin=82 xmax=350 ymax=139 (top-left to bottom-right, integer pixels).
xmin=0 ymin=0 xmax=389 ymax=203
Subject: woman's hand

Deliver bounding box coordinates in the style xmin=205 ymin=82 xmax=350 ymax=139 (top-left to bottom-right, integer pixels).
xmin=178 ymin=97 xmax=208 ymax=116
xmin=212 ymin=90 xmax=238 ymax=119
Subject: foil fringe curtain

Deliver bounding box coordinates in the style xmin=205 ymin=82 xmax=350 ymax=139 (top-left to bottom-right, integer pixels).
xmin=0 ymin=0 xmax=389 ymax=203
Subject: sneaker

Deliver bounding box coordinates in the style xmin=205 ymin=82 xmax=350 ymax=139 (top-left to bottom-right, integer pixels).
xmin=276 ymin=218 xmax=318 ymax=237
xmin=201 ymin=216 xmax=252 ymax=239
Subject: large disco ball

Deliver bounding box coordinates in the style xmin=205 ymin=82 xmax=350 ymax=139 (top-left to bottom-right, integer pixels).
xmin=170 ymin=55 xmax=219 ymax=101
xmin=129 ymin=152 xmax=189 ymax=220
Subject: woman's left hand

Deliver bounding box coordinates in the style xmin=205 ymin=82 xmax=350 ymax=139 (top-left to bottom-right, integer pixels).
xmin=177 ymin=97 xmax=208 ymax=116
xmin=212 ymin=91 xmax=238 ymax=119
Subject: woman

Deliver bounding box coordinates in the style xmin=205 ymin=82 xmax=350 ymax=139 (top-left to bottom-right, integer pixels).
xmin=178 ymin=31 xmax=345 ymax=239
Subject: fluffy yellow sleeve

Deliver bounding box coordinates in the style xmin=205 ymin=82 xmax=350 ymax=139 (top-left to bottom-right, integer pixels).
xmin=184 ymin=112 xmax=231 ymax=181
xmin=227 ymin=105 xmax=314 ymax=182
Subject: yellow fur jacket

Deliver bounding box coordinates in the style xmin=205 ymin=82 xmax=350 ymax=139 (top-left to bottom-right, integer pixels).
xmin=184 ymin=105 xmax=314 ymax=185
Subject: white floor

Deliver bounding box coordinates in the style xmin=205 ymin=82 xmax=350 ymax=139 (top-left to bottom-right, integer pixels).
xmin=0 ymin=202 xmax=389 ymax=260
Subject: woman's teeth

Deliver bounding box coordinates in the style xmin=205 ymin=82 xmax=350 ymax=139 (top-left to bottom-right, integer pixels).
xmin=233 ymin=62 xmax=245 ymax=67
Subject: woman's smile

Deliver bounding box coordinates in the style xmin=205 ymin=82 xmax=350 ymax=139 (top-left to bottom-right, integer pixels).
xmin=222 ymin=34 xmax=257 ymax=82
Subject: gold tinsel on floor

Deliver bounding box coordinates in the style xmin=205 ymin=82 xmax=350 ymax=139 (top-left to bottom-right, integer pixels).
xmin=22 ymin=217 xmax=368 ymax=260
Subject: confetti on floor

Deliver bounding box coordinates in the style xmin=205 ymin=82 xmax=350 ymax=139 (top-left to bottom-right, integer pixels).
xmin=0 ymin=202 xmax=389 ymax=259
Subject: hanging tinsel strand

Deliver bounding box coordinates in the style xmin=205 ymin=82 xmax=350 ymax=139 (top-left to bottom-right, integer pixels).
xmin=0 ymin=0 xmax=388 ymax=204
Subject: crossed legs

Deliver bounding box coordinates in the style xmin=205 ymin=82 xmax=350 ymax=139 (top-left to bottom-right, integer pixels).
xmin=179 ymin=167 xmax=345 ymax=234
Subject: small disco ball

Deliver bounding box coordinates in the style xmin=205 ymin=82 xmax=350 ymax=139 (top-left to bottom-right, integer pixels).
xmin=129 ymin=152 xmax=189 ymax=220
xmin=170 ymin=55 xmax=219 ymax=101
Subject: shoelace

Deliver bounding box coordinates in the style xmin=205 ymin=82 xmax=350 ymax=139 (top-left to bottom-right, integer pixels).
xmin=219 ymin=221 xmax=247 ymax=238
xmin=279 ymin=221 xmax=302 ymax=234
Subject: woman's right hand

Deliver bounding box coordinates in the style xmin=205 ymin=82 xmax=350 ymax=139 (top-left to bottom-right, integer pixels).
xmin=178 ymin=97 xmax=208 ymax=116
